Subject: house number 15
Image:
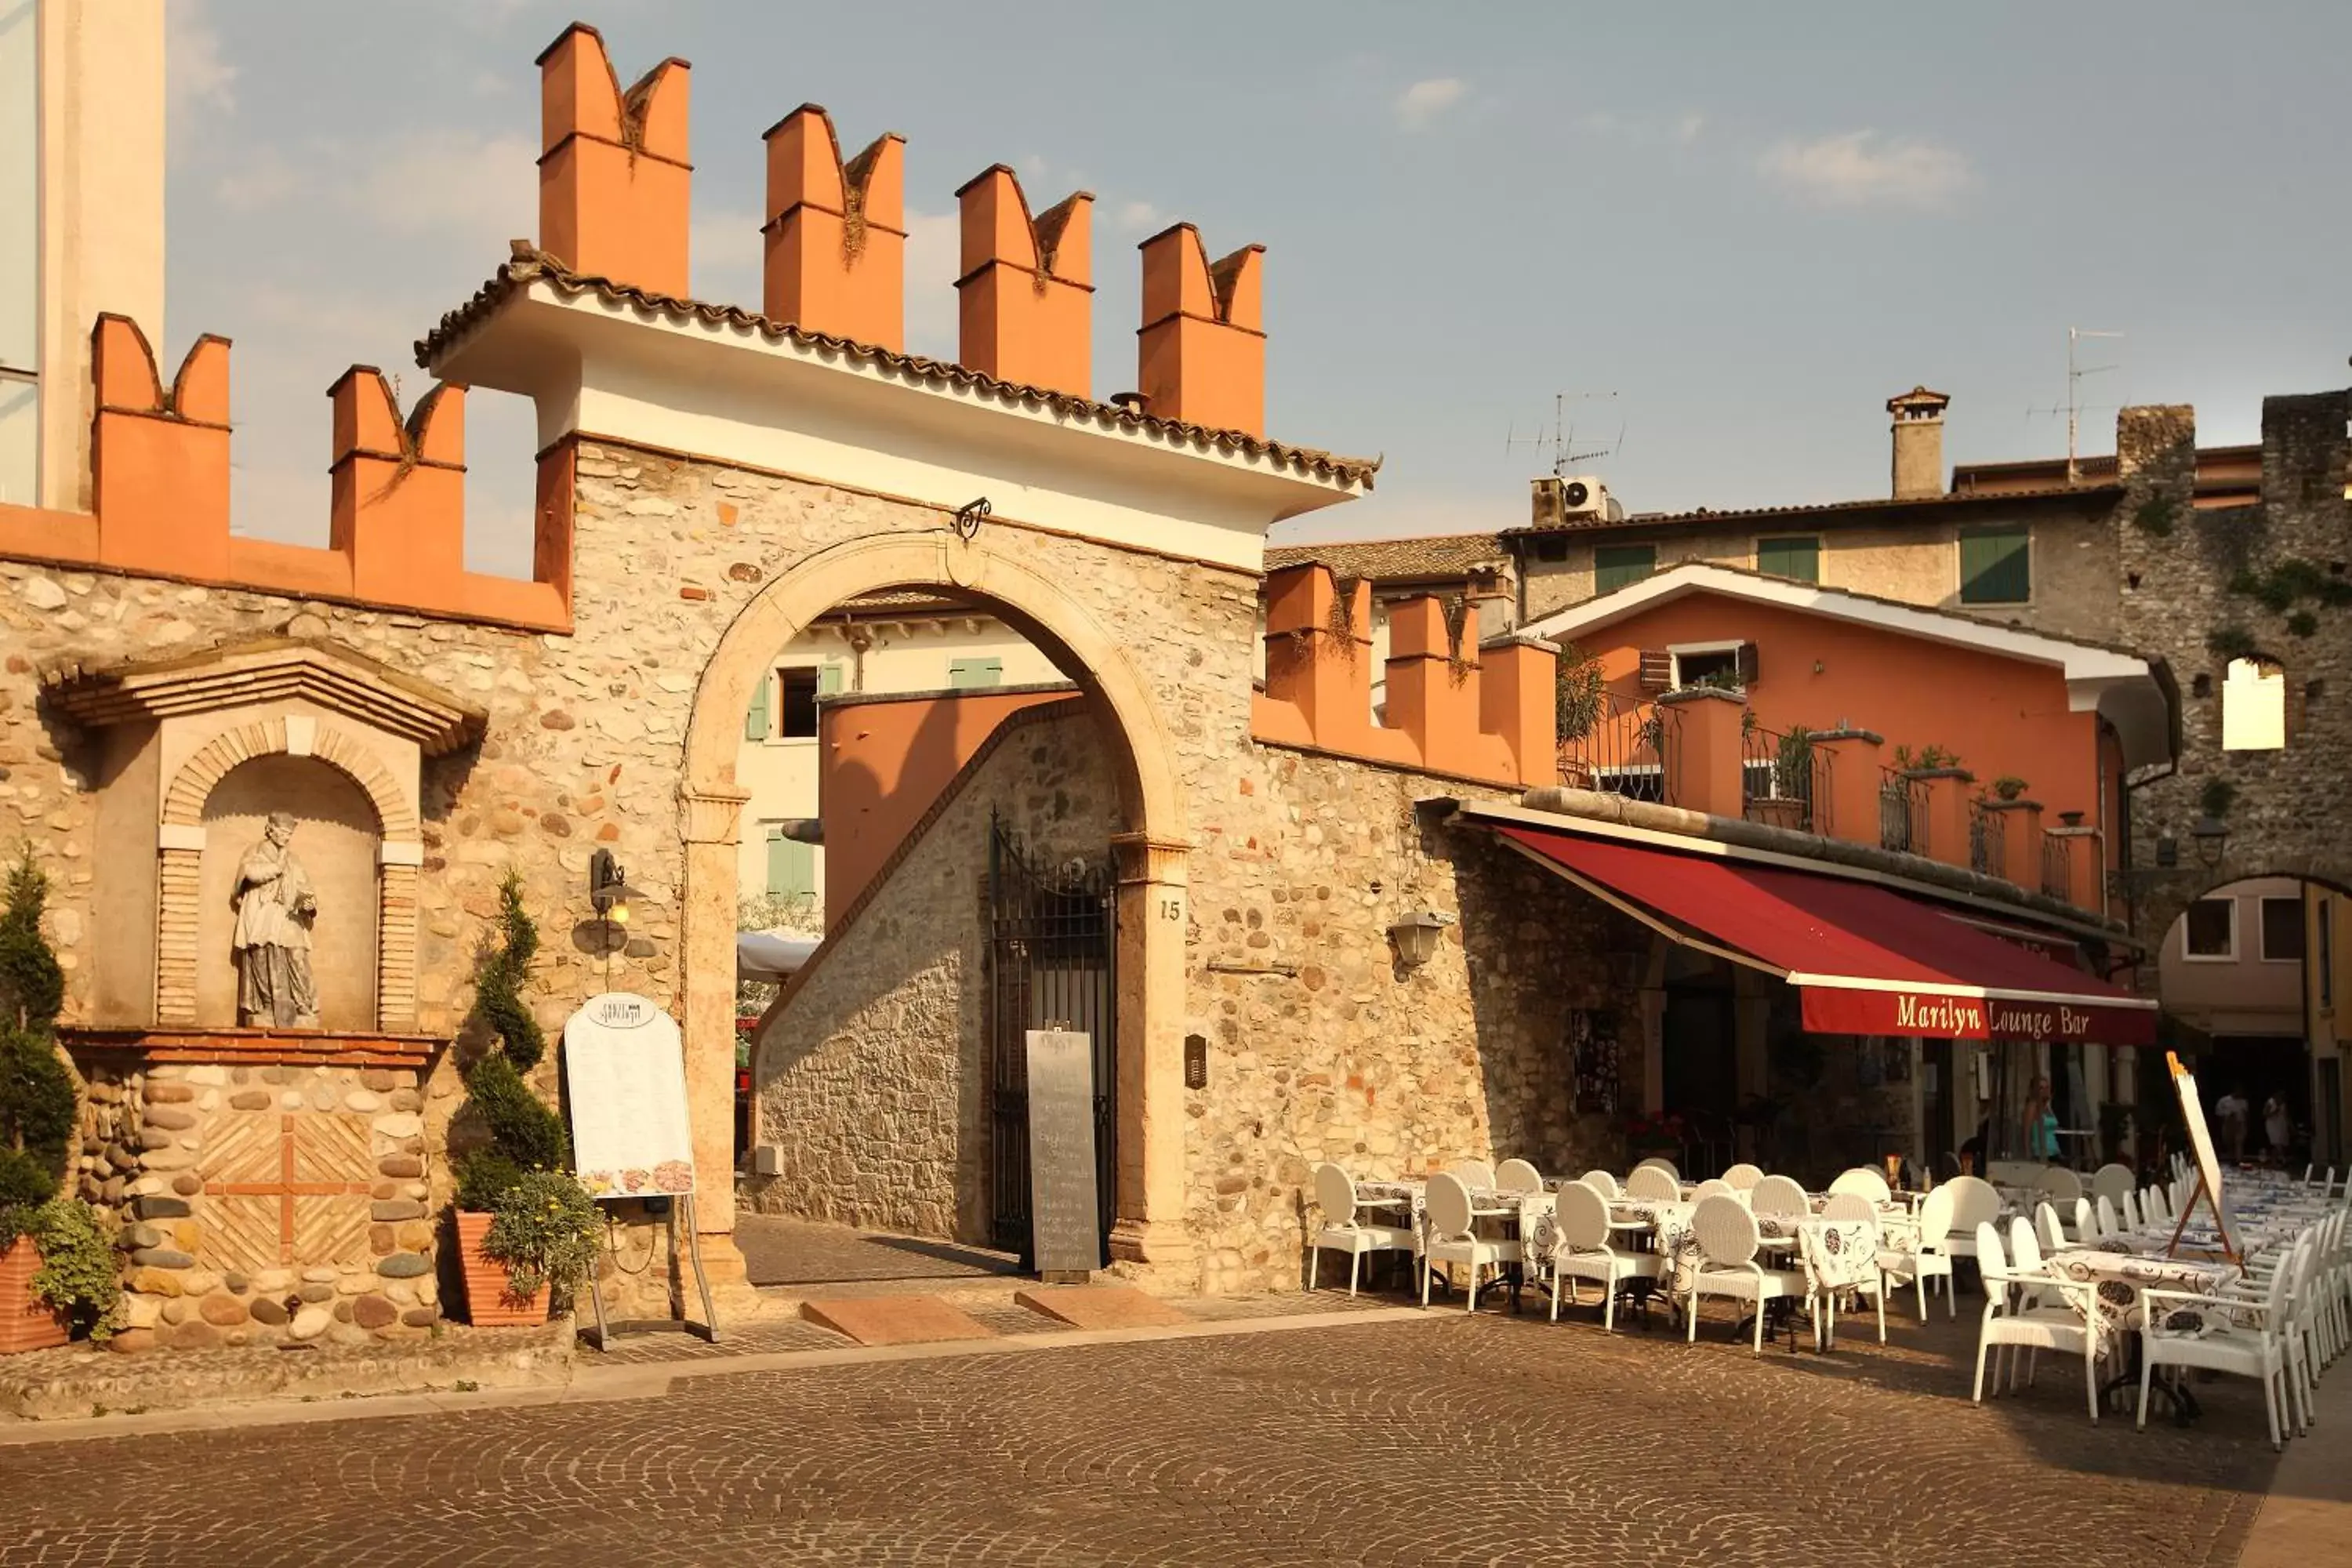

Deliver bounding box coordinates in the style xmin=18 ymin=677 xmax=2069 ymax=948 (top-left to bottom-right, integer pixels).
xmin=1160 ymin=896 xmax=1185 ymax=921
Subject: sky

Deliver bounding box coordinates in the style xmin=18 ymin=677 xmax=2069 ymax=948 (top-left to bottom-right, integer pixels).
xmin=163 ymin=2 xmax=2352 ymax=575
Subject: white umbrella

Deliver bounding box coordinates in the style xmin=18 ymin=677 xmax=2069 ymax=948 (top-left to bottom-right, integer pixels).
xmin=736 ymin=930 xmax=821 ymax=983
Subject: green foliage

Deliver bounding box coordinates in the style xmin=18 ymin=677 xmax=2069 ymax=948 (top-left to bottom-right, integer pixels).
xmin=1773 ymin=726 xmax=1815 ymax=797
xmin=23 ymin=1199 xmax=122 ymax=1342
xmin=1552 ymin=644 xmax=1606 ymax=743
xmin=454 ymin=875 xmax=565 ymax=1213
xmin=2205 ymin=625 xmax=2259 ymax=663
xmin=474 ymin=873 xmax=545 ymax=1073
xmin=2199 ymin=778 xmax=2238 ymax=819
xmin=1893 ymin=744 xmax=1962 ymax=773
xmin=2132 ymin=495 xmax=2179 ymax=537
xmin=0 ymin=854 xmax=63 ymax=1033
xmin=2227 ymin=557 xmax=2352 ymax=616
xmin=0 ymin=855 xmax=73 ymax=1240
xmin=2288 ymin=611 xmax=2319 ymax=639
xmin=1990 ymin=775 xmax=2031 ymax=801
xmin=480 ymin=1167 xmax=603 ymax=1299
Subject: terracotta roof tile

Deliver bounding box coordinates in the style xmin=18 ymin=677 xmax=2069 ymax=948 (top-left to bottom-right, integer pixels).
xmin=417 ymin=245 xmax=1379 ymax=489
xmin=1501 ymin=483 xmax=2122 ymax=538
xmin=1263 ymin=532 xmax=1504 ymax=583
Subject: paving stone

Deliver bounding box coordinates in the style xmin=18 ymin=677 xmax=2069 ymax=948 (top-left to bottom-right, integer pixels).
xmin=799 ymin=1294 xmax=997 ymax=1347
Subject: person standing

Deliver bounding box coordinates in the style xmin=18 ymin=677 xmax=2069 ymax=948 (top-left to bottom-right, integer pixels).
xmin=2263 ymin=1093 xmax=2292 ymax=1164
xmin=2024 ymin=1077 xmax=2061 ymax=1163
xmin=2216 ymin=1085 xmax=2249 ymax=1163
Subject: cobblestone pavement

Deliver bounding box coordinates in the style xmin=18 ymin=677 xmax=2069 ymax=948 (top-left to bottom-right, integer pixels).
xmin=0 ymin=1297 xmax=2278 ymax=1567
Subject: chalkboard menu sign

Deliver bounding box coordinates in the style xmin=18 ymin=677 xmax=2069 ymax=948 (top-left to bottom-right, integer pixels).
xmin=1025 ymin=1029 xmax=1100 ymax=1278
xmin=563 ymin=992 xmax=695 ymax=1201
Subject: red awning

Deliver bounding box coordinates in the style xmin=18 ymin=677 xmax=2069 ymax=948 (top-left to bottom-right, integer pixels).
xmin=1494 ymin=824 xmax=2156 ymax=1046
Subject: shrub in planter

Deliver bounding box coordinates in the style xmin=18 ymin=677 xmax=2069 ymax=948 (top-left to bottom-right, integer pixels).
xmin=0 ymin=855 xmax=80 ymax=1354
xmin=452 ymin=874 xmax=576 ymax=1325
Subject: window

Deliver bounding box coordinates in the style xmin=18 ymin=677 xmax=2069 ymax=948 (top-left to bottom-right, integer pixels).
xmin=1755 ymin=535 xmax=1820 ymax=584
xmin=2260 ymin=896 xmax=2306 ymax=962
xmin=1671 ymin=645 xmax=1741 ymax=690
xmin=2183 ymin=897 xmax=2236 ymax=961
xmin=1593 ymin=544 xmax=1656 ymax=595
xmin=764 ymin=826 xmax=815 ymax=900
xmin=1958 ymin=524 xmax=2031 ymax=605
xmin=949 ymin=657 xmax=1003 ymax=689
xmin=2221 ymin=657 xmax=2285 ymax=751
xmin=0 ymin=0 xmax=39 ymax=506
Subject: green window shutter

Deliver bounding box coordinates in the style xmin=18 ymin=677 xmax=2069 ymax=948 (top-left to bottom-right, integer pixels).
xmin=1756 ymin=535 xmax=1820 ymax=583
xmin=1593 ymin=544 xmax=1656 ymax=595
xmin=764 ymin=829 xmax=815 ymax=898
xmin=1959 ymin=525 xmax=2031 ymax=604
xmin=743 ymin=673 xmax=771 ymax=739
xmin=949 ymin=657 xmax=1004 ymax=689
xmin=817 ymin=662 xmax=845 ymax=695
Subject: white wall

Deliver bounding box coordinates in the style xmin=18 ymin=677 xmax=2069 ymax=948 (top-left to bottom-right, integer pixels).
xmin=733 ymin=613 xmax=1058 ymax=927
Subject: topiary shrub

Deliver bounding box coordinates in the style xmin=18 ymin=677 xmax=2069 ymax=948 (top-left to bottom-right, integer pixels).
xmin=452 ymin=873 xmax=568 ymax=1214
xmin=0 ymin=854 xmax=74 ymax=1243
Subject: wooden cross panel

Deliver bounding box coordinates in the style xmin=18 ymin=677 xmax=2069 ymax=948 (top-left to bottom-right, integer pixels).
xmin=200 ymin=1112 xmax=376 ymax=1272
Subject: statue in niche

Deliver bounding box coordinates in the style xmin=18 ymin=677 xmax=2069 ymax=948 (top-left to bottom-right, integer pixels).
xmin=232 ymin=811 xmax=319 ymax=1029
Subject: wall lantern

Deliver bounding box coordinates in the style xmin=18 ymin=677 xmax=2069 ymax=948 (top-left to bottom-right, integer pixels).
xmin=2190 ymin=815 xmax=2230 ymax=870
xmin=1388 ymin=909 xmax=1458 ymax=970
xmin=587 ymin=848 xmax=646 ymax=927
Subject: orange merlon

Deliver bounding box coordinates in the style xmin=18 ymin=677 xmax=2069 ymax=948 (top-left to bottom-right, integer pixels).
xmin=954 ymin=165 xmax=1094 ymax=397
xmin=763 ymin=105 xmax=906 ymax=350
xmin=536 ymin=22 xmax=692 ymax=296
xmin=1136 ymin=223 xmax=1265 ymax=438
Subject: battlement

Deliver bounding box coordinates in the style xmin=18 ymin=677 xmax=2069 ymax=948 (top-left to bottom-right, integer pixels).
xmin=528 ymin=18 xmax=1269 ymax=437
xmin=1252 ymin=562 xmax=1558 ymax=787
xmin=0 ymin=317 xmax=571 ymax=632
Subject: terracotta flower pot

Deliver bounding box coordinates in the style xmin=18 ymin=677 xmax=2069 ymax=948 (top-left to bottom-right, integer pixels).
xmin=454 ymin=1211 xmax=551 ymax=1328
xmin=1748 ymin=797 xmax=1807 ymax=831
xmin=0 ymin=1236 xmax=69 ymax=1356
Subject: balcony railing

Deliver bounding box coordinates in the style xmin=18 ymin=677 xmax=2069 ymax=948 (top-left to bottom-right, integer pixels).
xmin=1879 ymin=769 xmax=1929 ymax=856
xmin=2042 ymin=833 xmax=2072 ymax=902
xmin=1969 ymin=798 xmax=2006 ymax=878
xmin=1559 ymin=693 xmax=1681 ymax=807
xmin=1741 ymin=721 xmax=1833 ymax=835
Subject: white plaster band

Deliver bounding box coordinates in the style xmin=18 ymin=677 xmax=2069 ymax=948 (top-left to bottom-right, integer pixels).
xmin=284 ymin=715 xmax=318 ymax=757
xmin=158 ymin=824 xmax=207 ymax=851
xmin=378 ymin=840 xmax=425 ymax=867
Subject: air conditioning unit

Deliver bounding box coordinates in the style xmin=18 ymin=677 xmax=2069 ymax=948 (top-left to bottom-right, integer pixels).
xmin=1530 ymin=474 xmax=1614 ymax=528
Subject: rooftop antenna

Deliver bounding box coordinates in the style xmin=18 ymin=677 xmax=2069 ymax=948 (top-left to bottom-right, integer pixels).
xmin=2025 ymin=328 xmax=2124 ymax=485
xmin=1505 ymin=391 xmax=1623 ymax=476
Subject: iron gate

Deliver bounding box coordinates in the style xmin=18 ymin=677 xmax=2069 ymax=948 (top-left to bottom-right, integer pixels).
xmin=986 ymin=812 xmax=1117 ymax=1261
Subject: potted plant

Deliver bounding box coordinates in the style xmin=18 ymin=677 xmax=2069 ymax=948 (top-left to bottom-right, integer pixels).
xmin=452 ymin=873 xmax=574 ymax=1327
xmin=1990 ymin=775 xmax=2031 ymax=802
xmin=0 ymin=854 xmax=79 ymax=1355
xmin=480 ymin=1167 xmax=601 ymax=1316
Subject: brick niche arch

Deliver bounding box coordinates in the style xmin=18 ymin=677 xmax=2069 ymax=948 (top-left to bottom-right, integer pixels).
xmin=157 ymin=716 xmax=424 ymax=1032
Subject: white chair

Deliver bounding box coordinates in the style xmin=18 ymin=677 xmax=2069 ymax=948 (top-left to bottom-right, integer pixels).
xmin=2092 ymin=1162 xmax=2136 ymax=1210
xmin=1307 ymin=1163 xmax=1417 ymax=1297
xmin=2094 ymin=1194 xmax=2122 ymax=1238
xmin=1625 ymin=1165 xmax=1681 ymax=1202
xmin=1881 ymin=1185 xmax=1959 ymax=1319
xmin=2121 ymin=1191 xmax=2144 ymax=1232
xmin=2070 ymin=1196 xmax=2095 ymax=1244
xmin=2140 ymin=1185 xmax=2172 ymax=1226
xmin=2034 ymin=1201 xmax=2069 ymax=1258
xmin=1749 ymin=1174 xmax=1809 ymax=1218
xmin=1634 ymin=1156 xmax=1681 ymax=1182
xmin=1722 ymin=1162 xmax=1764 ymax=1192
xmin=1690 ymin=1178 xmax=1735 ymax=1202
xmin=2142 ymin=1236 xmax=2299 ymax=1447
xmin=1940 ymin=1176 xmax=2002 ymax=1271
xmin=1828 ymin=1167 xmax=1892 ymax=1204
xmin=1581 ymin=1169 xmax=1623 ymax=1198
xmin=1548 ymin=1181 xmax=1661 ymax=1331
xmin=1972 ymin=1221 xmax=2101 ymax=1421
xmin=1419 ymin=1171 xmax=1519 ymax=1313
xmin=2038 ymin=1167 xmax=2085 ymax=1206
xmin=1448 ymin=1160 xmax=1497 ymax=1192
xmin=1820 ymin=1192 xmax=1875 ymax=1222
xmin=1494 ymin=1158 xmax=1543 ymax=1195
xmin=1802 ymin=1211 xmax=1888 ymax=1348
xmin=1683 ymin=1195 xmax=1808 ymax=1352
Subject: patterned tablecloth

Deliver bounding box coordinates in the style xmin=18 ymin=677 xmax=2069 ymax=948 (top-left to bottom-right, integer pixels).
xmin=2042 ymin=1247 xmax=2241 ymax=1347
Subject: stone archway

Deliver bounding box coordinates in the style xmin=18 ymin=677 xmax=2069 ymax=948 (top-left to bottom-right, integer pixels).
xmin=158 ymin=716 xmax=423 ymax=1032
xmin=679 ymin=531 xmax=1194 ymax=1279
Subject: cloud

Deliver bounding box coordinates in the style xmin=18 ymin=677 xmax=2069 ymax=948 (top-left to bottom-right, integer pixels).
xmin=167 ymin=1 xmax=238 ymax=128
xmin=1394 ymin=78 xmax=1467 ymax=132
xmin=1673 ymin=113 xmax=1707 ymax=147
xmin=1759 ymin=130 xmax=1976 ymax=212
xmin=1111 ymin=200 xmax=1165 ymax=235
xmin=352 ymin=131 xmax=539 ymax=250
xmin=215 ymin=147 xmax=303 ymax=213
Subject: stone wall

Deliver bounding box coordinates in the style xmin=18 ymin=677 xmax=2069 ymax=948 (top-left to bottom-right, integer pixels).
xmin=744 ymin=699 xmax=1120 ymax=1242
xmin=75 ymin=1059 xmax=437 ymax=1352
xmin=2115 ymin=394 xmax=2352 ymax=942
